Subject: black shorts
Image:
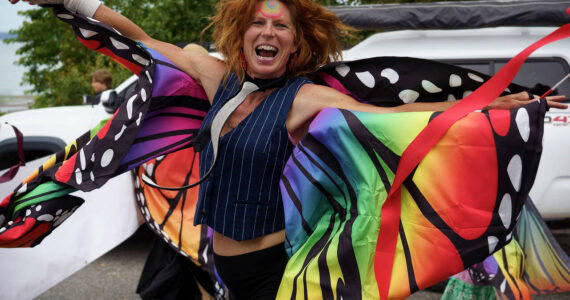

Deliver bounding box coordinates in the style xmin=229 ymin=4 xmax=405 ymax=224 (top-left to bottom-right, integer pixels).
xmin=214 ymin=243 xmax=288 ymax=300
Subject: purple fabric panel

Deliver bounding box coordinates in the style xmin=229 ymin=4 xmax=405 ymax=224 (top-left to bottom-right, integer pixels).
xmin=149 ymin=49 xmax=208 ymax=100
xmin=122 ymin=134 xmax=192 ymax=163
xmin=136 ymin=115 xmax=203 ymax=137
xmin=145 ymin=106 xmax=207 ymax=119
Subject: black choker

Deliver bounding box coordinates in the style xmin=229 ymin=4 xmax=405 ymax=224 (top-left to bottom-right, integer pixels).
xmin=245 ymin=73 xmax=289 ymax=91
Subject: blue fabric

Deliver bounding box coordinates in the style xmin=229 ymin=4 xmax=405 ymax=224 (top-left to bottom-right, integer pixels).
xmin=195 ymin=73 xmax=311 ymax=241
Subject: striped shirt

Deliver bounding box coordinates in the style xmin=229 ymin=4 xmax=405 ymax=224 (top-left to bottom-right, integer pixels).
xmin=195 ymin=73 xmax=310 ymax=241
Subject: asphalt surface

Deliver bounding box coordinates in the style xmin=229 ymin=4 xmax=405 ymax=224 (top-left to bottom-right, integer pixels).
xmin=37 ymin=226 xmax=570 ymax=300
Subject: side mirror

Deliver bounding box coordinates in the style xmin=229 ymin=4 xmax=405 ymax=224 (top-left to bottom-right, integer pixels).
xmin=83 ymin=94 xmax=96 ymax=105
xmin=100 ymin=90 xmax=119 ymax=113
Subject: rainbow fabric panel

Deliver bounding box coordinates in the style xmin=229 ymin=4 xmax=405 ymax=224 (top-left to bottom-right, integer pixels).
xmin=516 ymin=200 xmax=570 ymax=295
xmin=278 ymin=100 xmax=546 ymax=299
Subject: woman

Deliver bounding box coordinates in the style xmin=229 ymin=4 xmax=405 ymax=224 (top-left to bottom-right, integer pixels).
xmin=10 ymin=0 xmax=567 ymax=298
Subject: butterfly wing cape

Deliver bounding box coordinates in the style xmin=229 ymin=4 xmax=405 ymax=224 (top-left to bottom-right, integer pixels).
xmin=277 ymin=24 xmax=570 ymax=300
xmin=0 ymin=6 xmax=209 ymax=251
xmin=1 ymin=5 xmax=569 ymax=300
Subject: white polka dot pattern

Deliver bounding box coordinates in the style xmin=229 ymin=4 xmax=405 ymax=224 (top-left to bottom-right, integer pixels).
xmin=110 ymin=37 xmax=129 ymax=50
xmin=126 ymin=94 xmax=137 ymax=119
xmin=75 ymin=168 xmax=82 ymax=185
xmin=145 ymin=71 xmax=153 ymax=84
xmin=399 ymin=89 xmax=420 ymax=103
xmin=468 ymin=73 xmax=484 ymax=82
xmin=335 ymin=64 xmax=350 ymax=77
xmin=380 ymin=68 xmax=399 ymax=84
xmin=136 ymin=112 xmax=143 ymax=126
xmin=79 ymin=28 xmax=97 ymax=38
xmin=515 ymin=108 xmax=530 ymax=142
xmin=132 ymin=54 xmax=150 ymax=66
xmin=80 ymin=149 xmax=86 ymax=170
xmin=16 ymin=183 xmax=27 ymax=196
xmin=498 ymin=193 xmax=512 ymax=229
xmin=487 ymin=235 xmax=499 ymax=254
xmin=38 ymin=214 xmax=54 ymax=222
xmin=355 ymin=71 xmax=375 ymax=88
xmin=100 ymin=149 xmax=114 ymax=168
xmin=449 ymin=74 xmax=462 ymax=87
xmin=507 ymin=155 xmax=522 ymax=192
xmin=500 ymin=279 xmax=507 ymax=292
xmin=56 ymin=14 xmax=74 ymax=19
xmin=146 ymin=163 xmax=154 ymax=177
xmin=115 ymin=125 xmax=127 ymax=141
xmin=422 ymin=80 xmax=442 ymax=93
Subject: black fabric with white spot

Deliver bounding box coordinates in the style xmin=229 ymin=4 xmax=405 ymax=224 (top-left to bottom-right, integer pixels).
xmin=316 ymin=57 xmax=528 ymax=107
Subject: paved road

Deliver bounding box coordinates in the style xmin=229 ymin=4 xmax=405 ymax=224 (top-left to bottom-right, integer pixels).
xmin=38 ymin=226 xmax=570 ymax=300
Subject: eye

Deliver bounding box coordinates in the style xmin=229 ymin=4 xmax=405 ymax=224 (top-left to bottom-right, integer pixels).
xmin=276 ymin=23 xmax=288 ymax=28
xmin=251 ymin=20 xmax=264 ymax=26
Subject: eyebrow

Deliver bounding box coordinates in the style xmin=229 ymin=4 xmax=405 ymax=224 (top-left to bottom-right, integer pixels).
xmin=252 ymin=15 xmax=292 ymax=25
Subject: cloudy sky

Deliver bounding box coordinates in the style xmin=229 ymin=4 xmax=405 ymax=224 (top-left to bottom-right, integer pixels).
xmin=0 ymin=1 xmax=32 ymax=32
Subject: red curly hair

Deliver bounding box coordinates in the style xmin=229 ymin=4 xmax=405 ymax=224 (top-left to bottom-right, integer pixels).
xmin=207 ymin=0 xmax=353 ymax=83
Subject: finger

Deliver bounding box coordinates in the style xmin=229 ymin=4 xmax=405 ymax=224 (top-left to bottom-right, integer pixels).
xmin=511 ymin=91 xmax=538 ymax=101
xmin=547 ymin=101 xmax=568 ymax=109
xmin=545 ymin=95 xmax=566 ymax=101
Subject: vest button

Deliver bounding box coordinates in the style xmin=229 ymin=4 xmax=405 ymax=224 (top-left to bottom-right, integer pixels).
xmin=201 ymin=209 xmax=206 ymax=215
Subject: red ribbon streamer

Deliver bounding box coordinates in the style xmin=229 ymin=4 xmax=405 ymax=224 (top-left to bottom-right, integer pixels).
xmin=0 ymin=124 xmax=26 ymax=183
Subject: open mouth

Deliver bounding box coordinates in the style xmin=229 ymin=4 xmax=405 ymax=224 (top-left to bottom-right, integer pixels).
xmin=255 ymin=45 xmax=278 ymax=59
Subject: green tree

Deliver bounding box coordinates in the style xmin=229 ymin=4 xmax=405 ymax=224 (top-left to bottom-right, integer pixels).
xmin=6 ymin=0 xmax=470 ymax=107
xmin=5 ymin=0 xmax=216 ymax=107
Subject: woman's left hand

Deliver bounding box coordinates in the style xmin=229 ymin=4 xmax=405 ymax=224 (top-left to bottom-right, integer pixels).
xmin=484 ymin=91 xmax=567 ymax=110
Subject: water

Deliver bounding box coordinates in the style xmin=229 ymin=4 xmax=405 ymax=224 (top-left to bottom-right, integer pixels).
xmin=0 ymin=39 xmax=34 ymax=112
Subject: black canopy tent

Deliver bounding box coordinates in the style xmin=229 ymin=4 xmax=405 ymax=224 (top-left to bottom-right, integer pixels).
xmin=326 ymin=0 xmax=570 ymax=30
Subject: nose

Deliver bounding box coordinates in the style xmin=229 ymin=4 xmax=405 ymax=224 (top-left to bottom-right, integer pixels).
xmin=261 ymin=23 xmax=275 ymax=37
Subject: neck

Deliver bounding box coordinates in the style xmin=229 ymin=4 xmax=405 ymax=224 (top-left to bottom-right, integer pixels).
xmin=245 ymin=72 xmax=289 ymax=91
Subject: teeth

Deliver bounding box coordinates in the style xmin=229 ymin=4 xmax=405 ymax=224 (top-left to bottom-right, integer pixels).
xmin=256 ymin=45 xmax=277 ymax=52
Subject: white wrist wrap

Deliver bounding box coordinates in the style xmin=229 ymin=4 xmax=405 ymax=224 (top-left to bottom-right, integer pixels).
xmin=64 ymin=0 xmax=102 ymax=18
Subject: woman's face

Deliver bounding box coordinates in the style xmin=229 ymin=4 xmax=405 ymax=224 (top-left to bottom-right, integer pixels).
xmin=243 ymin=0 xmax=297 ymax=79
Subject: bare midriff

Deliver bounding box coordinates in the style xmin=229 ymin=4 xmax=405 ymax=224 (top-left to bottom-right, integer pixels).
xmin=213 ymin=229 xmax=285 ymax=256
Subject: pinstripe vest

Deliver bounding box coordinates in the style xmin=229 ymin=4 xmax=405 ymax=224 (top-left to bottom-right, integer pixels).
xmin=195 ymin=73 xmax=310 ymax=241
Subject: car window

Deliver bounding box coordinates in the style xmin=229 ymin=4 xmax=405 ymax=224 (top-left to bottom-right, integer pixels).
xmin=441 ymin=58 xmax=570 ymax=98
xmin=0 ymin=150 xmax=54 ymax=170
xmin=495 ymin=59 xmax=570 ymax=97
xmin=117 ymin=81 xmax=137 ymax=100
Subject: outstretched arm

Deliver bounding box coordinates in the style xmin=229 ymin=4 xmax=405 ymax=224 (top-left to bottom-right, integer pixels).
xmin=10 ymin=0 xmax=225 ymax=102
xmin=287 ymin=83 xmax=567 ymax=144
xmin=90 ymin=5 xmax=225 ymax=100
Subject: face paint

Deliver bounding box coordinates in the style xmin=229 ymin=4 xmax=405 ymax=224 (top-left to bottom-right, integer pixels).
xmin=258 ymin=0 xmax=284 ymax=19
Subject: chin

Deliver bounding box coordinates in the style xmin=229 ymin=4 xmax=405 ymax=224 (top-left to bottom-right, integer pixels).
xmin=251 ymin=68 xmax=284 ymax=79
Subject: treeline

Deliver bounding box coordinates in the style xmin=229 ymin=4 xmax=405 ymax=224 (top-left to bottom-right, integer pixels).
xmin=5 ymin=0 xmax=469 ymax=107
